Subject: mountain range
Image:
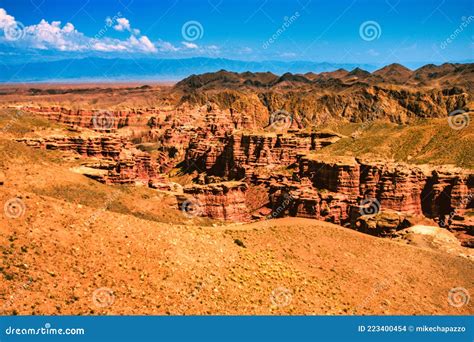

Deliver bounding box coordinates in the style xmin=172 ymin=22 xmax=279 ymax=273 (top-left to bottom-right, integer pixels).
xmin=0 ymin=57 xmax=411 ymax=83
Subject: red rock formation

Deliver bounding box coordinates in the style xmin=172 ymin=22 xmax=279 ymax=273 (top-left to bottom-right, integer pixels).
xmin=298 ymin=155 xmax=360 ymax=199
xmin=358 ymin=160 xmax=426 ymax=214
xmin=16 ymin=135 xmax=165 ymax=187
xmin=184 ymin=131 xmax=341 ymax=179
xmin=105 ymin=150 xmax=164 ymax=186
xmin=177 ymin=182 xmax=251 ymax=221
xmin=20 ymin=106 xmax=160 ymax=131
xmin=268 ymin=182 xmax=352 ymax=225
xmin=265 ymin=155 xmax=473 ymax=241
xmin=16 ymin=135 xmax=130 ymax=159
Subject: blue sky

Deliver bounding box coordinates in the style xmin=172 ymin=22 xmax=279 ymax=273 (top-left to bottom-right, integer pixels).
xmin=0 ymin=0 xmax=472 ymax=65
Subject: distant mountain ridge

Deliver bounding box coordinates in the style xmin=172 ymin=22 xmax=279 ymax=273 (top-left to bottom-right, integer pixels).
xmin=172 ymin=62 xmax=473 ymax=129
xmin=0 ymin=57 xmax=377 ymax=83
xmin=175 ymin=63 xmax=474 ymax=90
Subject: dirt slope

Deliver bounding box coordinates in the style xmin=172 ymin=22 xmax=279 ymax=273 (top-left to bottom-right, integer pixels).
xmin=0 ymin=138 xmax=472 ymax=315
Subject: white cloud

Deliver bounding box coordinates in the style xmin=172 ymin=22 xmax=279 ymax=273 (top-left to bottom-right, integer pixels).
xmin=182 ymin=41 xmax=198 ymax=49
xmin=112 ymin=17 xmax=140 ymax=36
xmin=156 ymin=40 xmax=179 ymax=52
xmin=368 ymin=49 xmax=380 ymax=57
xmin=23 ymin=19 xmax=85 ymax=51
xmin=128 ymin=35 xmax=157 ymax=53
xmin=113 ymin=17 xmax=131 ymax=32
xmin=0 ymin=8 xmax=159 ymax=54
xmin=0 ymin=8 xmax=16 ymax=29
xmin=91 ymin=40 xmax=127 ymax=52
xmin=280 ymin=52 xmax=297 ymax=58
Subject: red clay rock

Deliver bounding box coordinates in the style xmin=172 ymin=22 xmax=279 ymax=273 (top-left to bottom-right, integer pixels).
xmin=16 ymin=135 xmax=130 ymax=159
xmin=178 ymin=182 xmax=251 ymax=221
xmin=21 ymin=106 xmax=160 ymax=131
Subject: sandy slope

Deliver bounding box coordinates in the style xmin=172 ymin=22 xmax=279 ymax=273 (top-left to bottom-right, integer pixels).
xmin=0 ymin=138 xmax=472 ymax=315
xmin=0 ymin=139 xmax=474 ymax=314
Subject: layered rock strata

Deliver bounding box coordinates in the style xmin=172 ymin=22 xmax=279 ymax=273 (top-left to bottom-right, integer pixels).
xmin=16 ymin=136 xmax=164 ymax=186
xmin=177 ymin=182 xmax=251 ymax=222
xmin=268 ymin=155 xmax=473 ymax=243
xmin=20 ymin=106 xmax=161 ymax=131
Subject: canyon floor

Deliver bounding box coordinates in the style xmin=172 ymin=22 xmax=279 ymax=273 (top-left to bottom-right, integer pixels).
xmin=1 ymin=65 xmax=473 ymax=315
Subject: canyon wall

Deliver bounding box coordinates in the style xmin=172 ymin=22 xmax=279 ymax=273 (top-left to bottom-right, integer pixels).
xmin=177 ymin=182 xmax=251 ymax=222
xmin=269 ymin=155 xmax=473 ymax=236
xmin=20 ymin=106 xmax=161 ymax=131
xmin=16 ymin=136 xmax=165 ymax=186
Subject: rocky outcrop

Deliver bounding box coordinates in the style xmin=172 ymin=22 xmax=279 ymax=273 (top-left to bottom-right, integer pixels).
xmin=177 ymin=182 xmax=251 ymax=221
xmin=268 ymin=180 xmax=352 ymax=224
xmin=358 ymin=160 xmax=427 ymax=214
xmin=265 ymin=155 xmax=473 ymax=243
xmin=353 ymin=210 xmax=436 ymax=237
xmin=184 ymin=131 xmax=342 ymax=179
xmin=20 ymin=106 xmax=160 ymax=131
xmin=16 ymin=135 xmax=130 ymax=159
xmin=298 ymin=155 xmax=360 ymax=199
xmin=393 ymin=225 xmax=472 ymax=259
xmin=17 ymin=135 xmax=165 ymax=187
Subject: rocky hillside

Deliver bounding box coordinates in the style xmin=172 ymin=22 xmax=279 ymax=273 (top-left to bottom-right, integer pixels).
xmin=174 ymin=63 xmax=474 ymax=128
